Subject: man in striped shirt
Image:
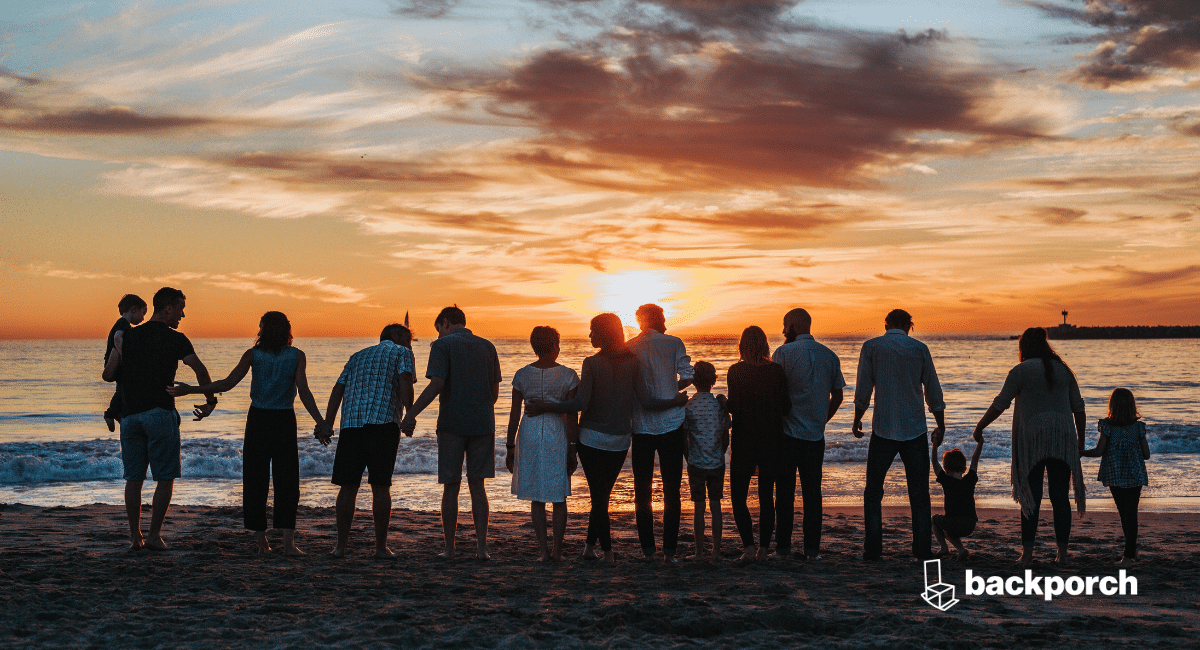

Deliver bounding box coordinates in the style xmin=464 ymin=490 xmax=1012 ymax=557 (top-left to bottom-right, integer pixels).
xmin=852 ymin=309 xmax=945 ymax=561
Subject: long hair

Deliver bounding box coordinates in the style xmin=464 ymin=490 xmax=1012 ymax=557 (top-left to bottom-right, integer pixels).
xmin=1018 ymin=327 xmax=1069 ymax=385
xmin=738 ymin=326 xmax=771 ymax=363
xmin=590 ymin=313 xmax=631 ymax=359
xmin=255 ymin=311 xmax=293 ymax=354
xmin=1107 ymin=388 xmax=1140 ymax=426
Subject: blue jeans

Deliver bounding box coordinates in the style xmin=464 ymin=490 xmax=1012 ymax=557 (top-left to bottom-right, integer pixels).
xmin=863 ymin=433 xmax=931 ymax=559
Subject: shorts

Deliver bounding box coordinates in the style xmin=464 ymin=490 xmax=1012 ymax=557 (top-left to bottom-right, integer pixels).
xmin=687 ymin=464 xmax=725 ymax=503
xmin=331 ymin=423 xmax=400 ymax=487
xmin=932 ymin=514 xmax=977 ymax=539
xmin=120 ymin=408 xmax=182 ymax=481
xmin=437 ymin=431 xmax=496 ymax=484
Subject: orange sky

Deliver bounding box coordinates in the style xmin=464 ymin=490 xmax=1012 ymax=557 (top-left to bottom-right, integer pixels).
xmin=2 ymin=0 xmax=1198 ymax=339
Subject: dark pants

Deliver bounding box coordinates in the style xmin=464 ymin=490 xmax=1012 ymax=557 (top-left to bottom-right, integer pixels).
xmin=242 ymin=407 xmax=300 ymax=531
xmin=577 ymin=443 xmax=627 ymax=552
xmin=1020 ymin=458 xmax=1072 ymax=547
xmin=632 ymin=428 xmax=686 ymax=557
xmin=731 ymin=465 xmax=776 ymax=548
xmin=864 ymin=433 xmax=931 ymax=560
xmin=775 ymin=437 xmax=825 ymax=556
xmin=1110 ymin=486 xmax=1141 ymax=559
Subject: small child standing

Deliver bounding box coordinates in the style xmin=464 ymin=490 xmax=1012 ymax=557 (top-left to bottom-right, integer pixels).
xmin=684 ymin=361 xmax=729 ymax=562
xmin=1082 ymin=388 xmax=1150 ymax=564
xmin=931 ymin=436 xmax=983 ymax=560
xmin=103 ymin=294 xmax=147 ymax=432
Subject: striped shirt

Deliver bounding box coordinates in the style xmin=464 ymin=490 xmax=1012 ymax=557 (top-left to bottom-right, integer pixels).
xmin=853 ymin=330 xmax=945 ymax=441
xmin=336 ymin=340 xmax=415 ymax=429
xmin=772 ymin=335 xmax=846 ymax=441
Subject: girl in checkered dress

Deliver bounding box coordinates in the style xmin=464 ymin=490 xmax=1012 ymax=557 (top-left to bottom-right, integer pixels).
xmin=1082 ymin=388 xmax=1150 ymax=563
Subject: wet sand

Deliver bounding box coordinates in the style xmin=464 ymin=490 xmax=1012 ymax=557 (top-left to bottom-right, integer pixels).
xmin=1 ymin=503 xmax=1197 ymax=648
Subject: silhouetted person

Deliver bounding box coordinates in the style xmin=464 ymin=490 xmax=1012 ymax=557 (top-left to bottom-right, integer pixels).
xmin=103 ymin=294 xmax=147 ymax=432
xmin=771 ymin=308 xmax=844 ymax=559
xmin=853 ymin=309 xmax=944 ymax=561
xmin=319 ymin=324 xmax=415 ymax=558
xmin=628 ymin=303 xmax=694 ymax=563
xmin=972 ymin=327 xmax=1086 ymax=565
xmin=726 ymin=326 xmax=790 ymax=563
xmin=402 ymin=307 xmax=502 ymax=560
xmin=102 ymin=287 xmax=216 ymax=551
xmin=168 ymin=311 xmax=325 ymax=555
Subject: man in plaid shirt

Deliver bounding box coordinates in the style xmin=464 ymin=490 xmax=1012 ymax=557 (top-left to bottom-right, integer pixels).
xmin=319 ymin=323 xmax=415 ymax=558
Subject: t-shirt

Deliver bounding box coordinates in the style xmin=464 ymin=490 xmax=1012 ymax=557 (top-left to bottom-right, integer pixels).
xmin=105 ymin=317 xmax=132 ymax=364
xmin=118 ymin=320 xmax=196 ymax=417
xmin=685 ymin=392 xmax=728 ymax=470
xmin=426 ymin=328 xmax=502 ymax=436
xmin=937 ymin=469 xmax=978 ymax=520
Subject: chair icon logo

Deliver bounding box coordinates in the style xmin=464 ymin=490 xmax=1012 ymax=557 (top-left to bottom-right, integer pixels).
xmin=922 ymin=559 xmax=959 ymax=611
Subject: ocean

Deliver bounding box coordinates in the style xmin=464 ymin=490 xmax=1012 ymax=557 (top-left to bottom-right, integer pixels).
xmin=2 ymin=335 xmax=1198 ymax=513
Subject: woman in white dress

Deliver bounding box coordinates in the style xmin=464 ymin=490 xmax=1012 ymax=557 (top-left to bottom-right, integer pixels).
xmin=505 ymin=326 xmax=579 ymax=561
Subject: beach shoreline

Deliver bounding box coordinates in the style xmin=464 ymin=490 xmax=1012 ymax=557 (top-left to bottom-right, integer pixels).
xmin=2 ymin=503 xmax=1196 ymax=648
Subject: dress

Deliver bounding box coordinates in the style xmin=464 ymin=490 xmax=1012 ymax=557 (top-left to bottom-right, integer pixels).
xmin=1096 ymin=419 xmax=1148 ymax=488
xmin=990 ymin=358 xmax=1086 ymax=516
xmin=511 ymin=364 xmax=579 ymax=503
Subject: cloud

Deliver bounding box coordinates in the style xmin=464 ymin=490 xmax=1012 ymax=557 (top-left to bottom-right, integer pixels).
xmin=1029 ymin=0 xmax=1200 ymax=89
xmin=390 ymin=0 xmax=460 ymax=19
xmin=1097 ymin=263 xmax=1200 ymax=288
xmin=28 ymin=264 xmax=372 ymax=305
xmin=422 ymin=28 xmax=1054 ymax=193
xmin=1031 ymin=206 xmax=1088 ymax=224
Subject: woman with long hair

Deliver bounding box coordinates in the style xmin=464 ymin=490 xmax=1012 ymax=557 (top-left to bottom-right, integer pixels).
xmin=971 ymin=327 xmax=1086 ymax=565
xmin=725 ymin=326 xmax=791 ymax=562
xmin=169 ymin=311 xmax=324 ymax=555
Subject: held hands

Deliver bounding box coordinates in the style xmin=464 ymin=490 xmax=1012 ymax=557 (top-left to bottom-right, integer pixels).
xmin=973 ymin=427 xmax=985 ymax=444
xmin=930 ymin=425 xmax=946 ymax=447
xmin=399 ymin=416 xmax=416 ymax=437
xmin=672 ymin=391 xmax=689 ymax=407
xmin=505 ymin=446 xmax=515 ymax=473
xmin=315 ymin=422 xmax=333 ymax=446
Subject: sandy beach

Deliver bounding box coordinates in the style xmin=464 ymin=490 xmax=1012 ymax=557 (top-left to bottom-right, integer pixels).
xmin=2 ymin=503 xmax=1197 ymax=648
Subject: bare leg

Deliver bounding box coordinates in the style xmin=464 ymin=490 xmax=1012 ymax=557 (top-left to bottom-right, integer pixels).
xmin=253 ymin=530 xmax=271 ymax=554
xmin=949 ymin=536 xmax=968 ymax=560
xmin=145 ymin=479 xmax=173 ymax=551
xmin=124 ymin=480 xmax=144 ymax=550
xmin=692 ymin=501 xmax=707 ymax=561
xmin=282 ymin=529 xmax=304 ymax=556
xmin=551 ymin=502 xmax=566 ymax=561
xmin=710 ymin=498 xmax=722 ymax=562
xmin=1018 ymin=543 xmax=1034 ymax=565
xmin=371 ymin=484 xmax=395 ymax=558
xmin=933 ymin=520 xmax=949 ymax=556
xmin=532 ymin=502 xmax=550 ymax=561
xmin=467 ymin=478 xmax=490 ymax=560
xmin=440 ymin=482 xmax=461 ymax=559
xmin=1054 ymin=544 xmax=1068 ymax=565
xmin=331 ymin=484 xmax=357 ymax=557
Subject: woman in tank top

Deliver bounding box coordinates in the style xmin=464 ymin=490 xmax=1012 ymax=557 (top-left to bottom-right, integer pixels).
xmin=169 ymin=311 xmax=324 ymax=555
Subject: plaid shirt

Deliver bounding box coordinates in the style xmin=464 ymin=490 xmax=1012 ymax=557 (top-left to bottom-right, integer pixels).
xmin=336 ymin=340 xmax=415 ymax=429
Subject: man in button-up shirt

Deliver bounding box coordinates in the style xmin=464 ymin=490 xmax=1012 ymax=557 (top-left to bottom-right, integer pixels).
xmin=770 ymin=308 xmax=845 ymax=559
xmin=852 ymin=309 xmax=945 ymax=560
xmin=627 ymin=304 xmax=694 ymax=562
xmin=320 ymin=324 xmax=415 ymax=559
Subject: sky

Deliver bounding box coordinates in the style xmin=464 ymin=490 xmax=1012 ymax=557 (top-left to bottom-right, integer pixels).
xmin=1 ymin=0 xmax=1198 ymax=339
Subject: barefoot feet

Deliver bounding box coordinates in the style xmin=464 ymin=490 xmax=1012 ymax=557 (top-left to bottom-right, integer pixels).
xmin=375 ymin=547 xmax=397 ymax=559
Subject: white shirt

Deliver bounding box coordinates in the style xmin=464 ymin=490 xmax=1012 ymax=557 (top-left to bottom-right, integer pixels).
xmin=853 ymin=330 xmax=945 ymax=441
xmin=772 ymin=335 xmax=846 ymax=441
xmin=628 ymin=329 xmax=694 ymax=435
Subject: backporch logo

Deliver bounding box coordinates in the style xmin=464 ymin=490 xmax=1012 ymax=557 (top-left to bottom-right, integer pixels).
xmin=921 ymin=560 xmax=1140 ymax=611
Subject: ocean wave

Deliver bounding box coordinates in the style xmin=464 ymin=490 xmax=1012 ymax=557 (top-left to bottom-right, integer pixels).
xmin=0 ymin=436 xmax=455 ymax=484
